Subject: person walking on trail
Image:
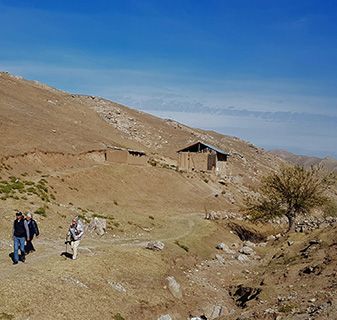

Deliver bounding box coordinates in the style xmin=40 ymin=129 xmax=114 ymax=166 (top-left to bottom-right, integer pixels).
xmin=12 ymin=211 xmax=30 ymax=265
xmin=25 ymin=212 xmax=40 ymax=254
xmin=67 ymin=217 xmax=84 ymax=260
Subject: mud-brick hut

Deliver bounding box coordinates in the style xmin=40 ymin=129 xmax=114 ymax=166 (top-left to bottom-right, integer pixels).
xmin=106 ymin=146 xmax=148 ymax=165
xmin=177 ymin=141 xmax=230 ymax=175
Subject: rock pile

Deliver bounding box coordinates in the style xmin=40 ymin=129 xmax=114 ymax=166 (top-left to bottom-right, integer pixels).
xmin=205 ymin=211 xmax=240 ymax=220
xmin=295 ymin=216 xmax=337 ymax=232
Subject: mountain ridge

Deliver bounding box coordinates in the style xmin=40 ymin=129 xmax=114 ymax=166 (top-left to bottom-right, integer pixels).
xmin=271 ymin=149 xmax=337 ymax=172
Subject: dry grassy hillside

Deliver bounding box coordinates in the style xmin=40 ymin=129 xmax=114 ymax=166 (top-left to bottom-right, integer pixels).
xmin=0 ymin=72 xmax=144 ymax=156
xmin=1 ymin=72 xmax=336 ymax=320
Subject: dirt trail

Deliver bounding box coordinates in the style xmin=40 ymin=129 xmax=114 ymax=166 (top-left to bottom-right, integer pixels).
xmin=0 ymin=211 xmax=202 ymax=276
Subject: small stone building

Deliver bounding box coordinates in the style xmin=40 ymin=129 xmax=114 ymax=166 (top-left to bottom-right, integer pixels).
xmin=106 ymin=147 xmax=148 ymax=166
xmin=177 ymin=141 xmax=229 ymax=175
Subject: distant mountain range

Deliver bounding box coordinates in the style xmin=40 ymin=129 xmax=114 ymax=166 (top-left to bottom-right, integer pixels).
xmin=270 ymin=149 xmax=337 ymax=172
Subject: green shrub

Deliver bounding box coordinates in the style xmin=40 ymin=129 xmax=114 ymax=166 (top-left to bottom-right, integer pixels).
xmin=113 ymin=314 xmax=125 ymax=320
xmin=24 ymin=181 xmax=35 ymax=185
xmin=35 ymin=207 xmax=47 ymax=217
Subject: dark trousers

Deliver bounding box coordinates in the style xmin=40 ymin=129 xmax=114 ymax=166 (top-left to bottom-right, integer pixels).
xmin=25 ymin=236 xmax=36 ymax=253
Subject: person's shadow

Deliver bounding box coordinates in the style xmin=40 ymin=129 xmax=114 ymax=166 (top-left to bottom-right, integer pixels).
xmin=60 ymin=251 xmax=73 ymax=259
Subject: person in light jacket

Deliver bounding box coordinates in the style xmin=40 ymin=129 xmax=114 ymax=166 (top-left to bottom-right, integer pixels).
xmin=25 ymin=212 xmax=40 ymax=254
xmin=12 ymin=211 xmax=30 ymax=264
xmin=67 ymin=217 xmax=84 ymax=260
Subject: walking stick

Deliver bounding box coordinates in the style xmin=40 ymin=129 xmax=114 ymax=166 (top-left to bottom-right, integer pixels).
xmin=64 ymin=233 xmax=71 ymax=256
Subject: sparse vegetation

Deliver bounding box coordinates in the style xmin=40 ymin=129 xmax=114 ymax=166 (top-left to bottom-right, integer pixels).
xmin=278 ymin=303 xmax=297 ymax=313
xmin=322 ymin=199 xmax=337 ymax=217
xmin=34 ymin=206 xmax=47 ymax=217
xmin=92 ymin=213 xmax=114 ymax=220
xmin=0 ymin=312 xmax=14 ymax=320
xmin=77 ymin=214 xmax=90 ymax=223
xmin=0 ymin=176 xmax=56 ymax=203
xmin=113 ymin=313 xmax=125 ymax=320
xmin=245 ymin=165 xmax=336 ymax=231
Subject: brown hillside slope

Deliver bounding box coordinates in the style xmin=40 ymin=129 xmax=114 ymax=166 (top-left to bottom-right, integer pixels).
xmin=0 ymin=72 xmax=144 ymax=156
xmin=74 ymin=95 xmax=284 ymax=190
xmin=1 ymin=71 xmax=284 ymax=193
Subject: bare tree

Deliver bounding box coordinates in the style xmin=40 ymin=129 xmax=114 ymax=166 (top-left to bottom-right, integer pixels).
xmin=246 ymin=165 xmax=336 ymax=231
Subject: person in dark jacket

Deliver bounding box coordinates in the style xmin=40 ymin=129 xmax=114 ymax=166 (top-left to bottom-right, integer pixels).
xmin=12 ymin=211 xmax=30 ymax=264
xmin=25 ymin=212 xmax=39 ymax=254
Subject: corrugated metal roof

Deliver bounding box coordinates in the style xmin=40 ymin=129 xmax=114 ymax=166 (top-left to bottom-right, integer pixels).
xmin=177 ymin=141 xmax=230 ymax=156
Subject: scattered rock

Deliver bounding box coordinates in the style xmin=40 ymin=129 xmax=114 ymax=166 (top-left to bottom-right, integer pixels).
xmin=205 ymin=211 xmax=221 ymax=220
xmin=295 ymin=216 xmax=337 ymax=232
xmin=267 ymin=235 xmax=276 ymax=241
xmin=203 ymin=304 xmax=228 ymax=319
xmin=240 ymin=246 xmax=255 ymax=256
xmin=236 ymin=254 xmax=250 ymax=263
xmin=257 ymin=242 xmax=267 ymax=247
xmin=216 ymin=243 xmax=235 ymax=254
xmin=215 ymin=254 xmax=225 ymax=264
xmin=230 ymin=285 xmax=262 ymax=308
xmin=158 ymin=315 xmax=172 ymax=320
xmin=166 ymin=276 xmax=183 ymax=299
xmin=146 ymin=241 xmax=165 ymax=251
xmin=243 ymin=241 xmax=256 ymax=248
xmin=218 ymin=179 xmax=226 ymax=185
xmin=300 ymin=265 xmax=322 ymax=276
xmin=108 ymin=281 xmax=127 ymax=293
xmin=288 ymin=240 xmax=294 ymax=246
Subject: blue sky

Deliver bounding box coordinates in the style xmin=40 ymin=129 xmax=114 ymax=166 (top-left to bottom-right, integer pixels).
xmin=0 ymin=0 xmax=336 ymax=158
